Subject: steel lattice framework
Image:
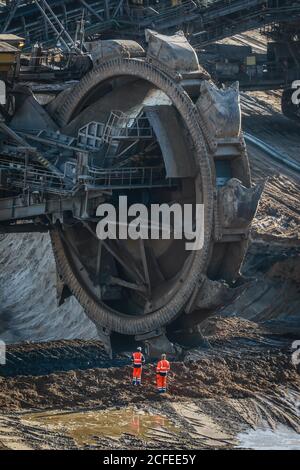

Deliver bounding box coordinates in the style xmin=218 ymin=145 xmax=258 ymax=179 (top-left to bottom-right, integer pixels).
xmin=0 ymin=0 xmax=300 ymax=48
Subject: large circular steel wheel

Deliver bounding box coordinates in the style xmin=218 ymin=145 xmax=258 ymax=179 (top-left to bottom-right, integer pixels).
xmin=50 ymin=58 xmax=214 ymax=335
xmin=49 ymin=55 xmax=251 ymax=337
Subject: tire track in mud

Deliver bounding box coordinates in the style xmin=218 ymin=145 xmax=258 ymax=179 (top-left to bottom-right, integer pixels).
xmin=0 ymin=392 xmax=298 ymax=449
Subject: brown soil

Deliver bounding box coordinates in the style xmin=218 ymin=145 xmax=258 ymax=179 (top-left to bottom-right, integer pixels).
xmin=0 ymin=316 xmax=299 ymax=450
xmin=0 ymin=317 xmax=298 ymax=412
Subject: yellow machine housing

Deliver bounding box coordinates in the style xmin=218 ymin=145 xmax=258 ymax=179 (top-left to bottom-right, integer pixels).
xmin=0 ymin=34 xmax=23 ymax=78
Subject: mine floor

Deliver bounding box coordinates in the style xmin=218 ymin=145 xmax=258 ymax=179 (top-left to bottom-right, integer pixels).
xmin=0 ymin=313 xmax=299 ymax=449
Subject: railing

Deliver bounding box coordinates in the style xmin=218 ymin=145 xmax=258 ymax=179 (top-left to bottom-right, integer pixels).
xmin=0 ymin=125 xmax=173 ymax=196
xmin=0 ymin=157 xmax=173 ymax=194
xmin=0 ymin=157 xmax=70 ymax=195
xmin=20 ymin=51 xmax=90 ymax=71
xmin=102 ymin=111 xmax=153 ymax=144
xmin=192 ymin=3 xmax=300 ymax=46
xmin=89 ymin=165 xmax=169 ymax=188
xmin=65 ymin=160 xmax=173 ymax=189
xmin=78 ymin=121 xmax=105 ymax=150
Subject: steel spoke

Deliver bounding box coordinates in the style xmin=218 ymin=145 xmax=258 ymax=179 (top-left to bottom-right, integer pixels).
xmin=139 ymin=238 xmax=151 ymax=296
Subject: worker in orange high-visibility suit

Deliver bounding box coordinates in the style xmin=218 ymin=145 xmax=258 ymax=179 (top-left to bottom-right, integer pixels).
xmin=131 ymin=346 xmax=145 ymax=385
xmin=156 ymin=354 xmax=170 ymax=393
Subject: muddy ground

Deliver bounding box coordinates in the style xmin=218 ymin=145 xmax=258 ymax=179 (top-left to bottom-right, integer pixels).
xmin=0 ymin=314 xmax=299 ymax=449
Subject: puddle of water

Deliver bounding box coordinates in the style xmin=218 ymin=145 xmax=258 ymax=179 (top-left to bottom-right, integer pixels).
xmin=237 ymin=424 xmax=300 ymax=450
xmin=22 ymin=408 xmax=179 ymax=446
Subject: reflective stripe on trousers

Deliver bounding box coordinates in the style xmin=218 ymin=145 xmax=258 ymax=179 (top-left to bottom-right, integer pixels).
xmin=133 ymin=366 xmax=142 ymax=384
xmin=156 ymin=374 xmax=167 ymax=391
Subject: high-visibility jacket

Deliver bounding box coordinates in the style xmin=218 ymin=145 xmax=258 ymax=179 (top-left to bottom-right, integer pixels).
xmin=156 ymin=359 xmax=170 ymax=376
xmin=132 ymin=351 xmax=145 ymax=367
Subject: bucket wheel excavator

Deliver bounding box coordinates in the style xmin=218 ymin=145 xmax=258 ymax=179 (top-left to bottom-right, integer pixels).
xmin=0 ymin=30 xmax=262 ymax=356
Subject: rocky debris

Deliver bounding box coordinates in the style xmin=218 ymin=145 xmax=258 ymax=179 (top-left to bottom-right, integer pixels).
xmin=251 ymin=175 xmax=300 ymax=243
xmin=0 ymin=316 xmax=298 ymax=411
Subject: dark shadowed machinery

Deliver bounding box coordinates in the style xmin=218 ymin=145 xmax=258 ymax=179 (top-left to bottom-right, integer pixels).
xmin=0 ymin=30 xmax=263 ymax=356
xmin=1 ymin=1 xmax=299 ymax=120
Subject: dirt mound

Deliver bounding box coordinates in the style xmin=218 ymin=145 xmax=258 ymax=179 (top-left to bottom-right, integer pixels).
xmin=0 ymin=318 xmax=298 ymax=415
xmin=199 ymin=316 xmax=266 ymax=340
xmin=251 ymin=175 xmax=300 ymax=243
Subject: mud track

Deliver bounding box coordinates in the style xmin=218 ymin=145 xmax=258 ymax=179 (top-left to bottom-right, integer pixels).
xmin=0 ymin=316 xmax=299 ymax=449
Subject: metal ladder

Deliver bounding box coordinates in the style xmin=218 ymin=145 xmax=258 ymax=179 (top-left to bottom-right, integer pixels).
xmin=33 ymin=0 xmax=79 ymax=51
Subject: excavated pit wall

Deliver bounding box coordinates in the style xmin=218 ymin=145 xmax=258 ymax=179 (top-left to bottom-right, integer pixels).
xmin=0 ymin=232 xmax=98 ymax=344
